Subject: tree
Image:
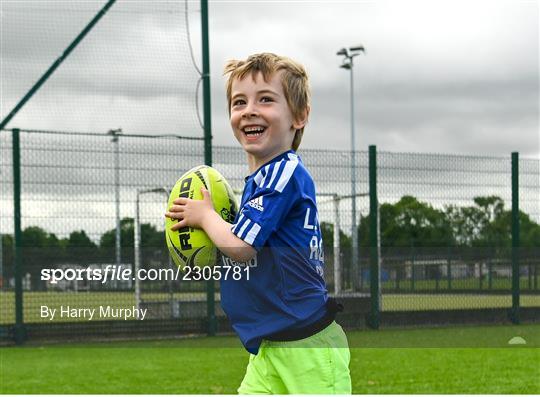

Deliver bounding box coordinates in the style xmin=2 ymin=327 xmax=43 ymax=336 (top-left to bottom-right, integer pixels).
xmin=491 ymin=209 xmax=540 ymax=249
xmin=446 ymin=196 xmax=511 ymax=248
xmin=99 ymin=218 xmax=164 ymax=248
xmin=470 ymin=196 xmax=507 ymax=248
xmin=320 ymin=221 xmax=351 ymax=254
xmin=68 ymin=230 xmax=96 ymax=248
xmin=359 ymin=196 xmax=454 ymax=250
xmin=100 ymin=218 xmax=135 ymax=248
xmin=18 ymin=226 xmax=64 ymax=290
xmin=21 ymin=226 xmax=55 ymax=248
xmin=520 ymin=212 xmax=540 ymax=248
xmin=1 ymin=234 xmax=14 ymax=286
xmin=99 ymin=218 xmax=166 ymax=263
xmin=65 ymin=230 xmax=97 ymax=264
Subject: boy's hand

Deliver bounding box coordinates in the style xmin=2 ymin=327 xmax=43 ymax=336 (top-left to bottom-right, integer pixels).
xmin=166 ymin=186 xmax=256 ymax=262
xmin=165 ymin=187 xmax=214 ymax=231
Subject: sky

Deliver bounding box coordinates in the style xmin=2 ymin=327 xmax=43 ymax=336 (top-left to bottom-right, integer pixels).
xmin=1 ymin=0 xmax=539 ymax=157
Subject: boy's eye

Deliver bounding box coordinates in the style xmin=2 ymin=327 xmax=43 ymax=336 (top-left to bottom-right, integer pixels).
xmin=232 ymin=99 xmax=246 ymax=106
xmin=260 ymin=96 xmax=273 ymax=103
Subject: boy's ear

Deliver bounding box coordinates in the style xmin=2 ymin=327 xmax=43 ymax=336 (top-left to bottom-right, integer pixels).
xmin=292 ymin=106 xmax=310 ymax=130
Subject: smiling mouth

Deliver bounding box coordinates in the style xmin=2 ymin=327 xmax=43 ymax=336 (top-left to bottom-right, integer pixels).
xmin=242 ymin=126 xmax=266 ymax=137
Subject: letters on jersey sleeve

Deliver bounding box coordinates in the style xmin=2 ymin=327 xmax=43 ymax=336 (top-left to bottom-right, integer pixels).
xmin=232 ymin=153 xmax=300 ymax=249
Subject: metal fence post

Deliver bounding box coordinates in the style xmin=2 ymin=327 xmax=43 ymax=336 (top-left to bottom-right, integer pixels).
xmin=411 ymin=247 xmax=416 ymax=292
xmin=12 ymin=128 xmax=25 ymax=344
xmin=527 ymin=262 xmax=532 ymax=290
xmin=510 ymin=152 xmax=520 ymax=324
xmin=488 ymin=255 xmax=493 ymax=290
xmin=134 ymin=192 xmax=141 ymax=314
xmin=367 ymin=145 xmax=379 ymax=329
xmin=201 ymin=0 xmax=215 ymax=336
xmin=396 ymin=264 xmax=400 ymax=290
xmin=533 ymin=263 xmax=538 ymax=291
xmin=435 ymin=262 xmax=440 ymax=291
xmin=479 ymin=261 xmax=483 ymax=290
xmin=447 ymin=246 xmax=452 ymax=290
xmin=333 ymin=194 xmax=342 ymax=295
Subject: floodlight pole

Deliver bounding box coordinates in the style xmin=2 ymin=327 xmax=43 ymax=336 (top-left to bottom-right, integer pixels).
xmin=349 ymin=60 xmax=358 ymax=291
xmin=337 ymin=45 xmax=365 ymax=291
xmin=108 ymin=128 xmax=122 ymax=270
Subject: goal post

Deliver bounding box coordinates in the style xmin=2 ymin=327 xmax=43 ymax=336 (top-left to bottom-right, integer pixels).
xmin=317 ymin=192 xmax=374 ymax=296
xmin=134 ymin=187 xmax=169 ymax=316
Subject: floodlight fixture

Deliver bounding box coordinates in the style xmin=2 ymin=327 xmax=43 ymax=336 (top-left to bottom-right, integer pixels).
xmin=107 ymin=127 xmax=122 ymax=142
xmin=350 ymin=45 xmax=365 ymax=53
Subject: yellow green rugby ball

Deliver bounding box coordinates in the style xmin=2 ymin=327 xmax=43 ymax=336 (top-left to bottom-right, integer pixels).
xmin=166 ymin=165 xmax=238 ymax=269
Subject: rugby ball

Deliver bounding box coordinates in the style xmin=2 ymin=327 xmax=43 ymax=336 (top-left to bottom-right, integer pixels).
xmin=166 ymin=165 xmax=238 ymax=269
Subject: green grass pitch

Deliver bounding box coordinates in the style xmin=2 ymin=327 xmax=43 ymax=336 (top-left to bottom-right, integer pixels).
xmin=1 ymin=324 xmax=538 ymax=394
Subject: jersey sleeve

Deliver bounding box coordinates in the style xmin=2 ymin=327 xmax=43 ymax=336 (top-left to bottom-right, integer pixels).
xmin=231 ymin=155 xmax=300 ymax=250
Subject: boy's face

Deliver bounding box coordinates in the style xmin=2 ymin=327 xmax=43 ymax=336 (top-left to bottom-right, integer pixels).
xmin=229 ymin=71 xmax=304 ymax=168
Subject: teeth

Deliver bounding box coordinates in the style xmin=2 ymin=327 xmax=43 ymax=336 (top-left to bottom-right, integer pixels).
xmin=244 ymin=126 xmax=265 ymax=133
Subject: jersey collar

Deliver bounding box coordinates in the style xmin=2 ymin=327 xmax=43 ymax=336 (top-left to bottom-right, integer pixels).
xmin=245 ymin=150 xmax=298 ymax=182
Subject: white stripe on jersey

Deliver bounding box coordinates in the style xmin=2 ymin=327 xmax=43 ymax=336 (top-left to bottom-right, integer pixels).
xmin=244 ymin=222 xmax=261 ymax=245
xmin=265 ymin=160 xmax=282 ymax=189
xmin=254 ymin=164 xmax=270 ymax=187
xmin=259 ymin=163 xmax=274 ymax=187
xmin=275 ymin=154 xmax=299 ymax=192
xmin=231 ymin=213 xmax=245 ymax=234
xmin=238 ymin=218 xmax=251 ymax=239
xmin=287 ymin=152 xmax=298 ymax=162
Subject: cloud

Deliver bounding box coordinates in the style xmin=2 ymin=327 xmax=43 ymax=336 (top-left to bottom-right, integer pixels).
xmin=1 ymin=0 xmax=538 ymax=157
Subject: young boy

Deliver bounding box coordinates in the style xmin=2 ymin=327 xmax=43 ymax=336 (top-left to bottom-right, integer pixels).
xmin=166 ymin=53 xmax=351 ymax=394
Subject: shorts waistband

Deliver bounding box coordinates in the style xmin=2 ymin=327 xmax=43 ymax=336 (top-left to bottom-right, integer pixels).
xmin=264 ymin=298 xmax=344 ymax=342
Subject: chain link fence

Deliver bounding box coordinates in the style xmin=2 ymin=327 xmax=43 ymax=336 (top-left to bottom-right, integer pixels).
xmin=0 ymin=129 xmax=538 ymax=341
xmin=373 ymin=152 xmax=539 ymax=317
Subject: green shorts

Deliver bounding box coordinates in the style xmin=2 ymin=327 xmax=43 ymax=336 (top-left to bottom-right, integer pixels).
xmin=238 ymin=321 xmax=352 ymax=394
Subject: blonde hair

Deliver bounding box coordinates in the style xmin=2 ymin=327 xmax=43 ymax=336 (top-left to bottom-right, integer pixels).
xmin=223 ymin=53 xmax=310 ymax=151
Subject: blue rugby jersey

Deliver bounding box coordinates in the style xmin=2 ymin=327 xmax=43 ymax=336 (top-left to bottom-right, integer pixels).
xmin=220 ymin=150 xmax=328 ymax=354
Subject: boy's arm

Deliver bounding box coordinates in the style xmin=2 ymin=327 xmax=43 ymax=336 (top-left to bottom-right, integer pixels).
xmin=165 ymin=188 xmax=256 ymax=263
xmin=201 ymin=210 xmax=257 ymax=262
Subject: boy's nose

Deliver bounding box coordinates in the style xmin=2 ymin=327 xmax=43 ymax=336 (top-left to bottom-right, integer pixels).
xmin=242 ymin=103 xmax=259 ymax=118
xmin=242 ymin=111 xmax=258 ymax=119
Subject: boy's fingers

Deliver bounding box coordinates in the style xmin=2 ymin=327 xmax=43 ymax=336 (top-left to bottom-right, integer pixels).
xmin=170 ymin=219 xmax=186 ymax=231
xmin=173 ymin=197 xmax=188 ymax=205
xmin=165 ymin=210 xmax=183 ymax=219
xmin=168 ymin=205 xmax=185 ymax=213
